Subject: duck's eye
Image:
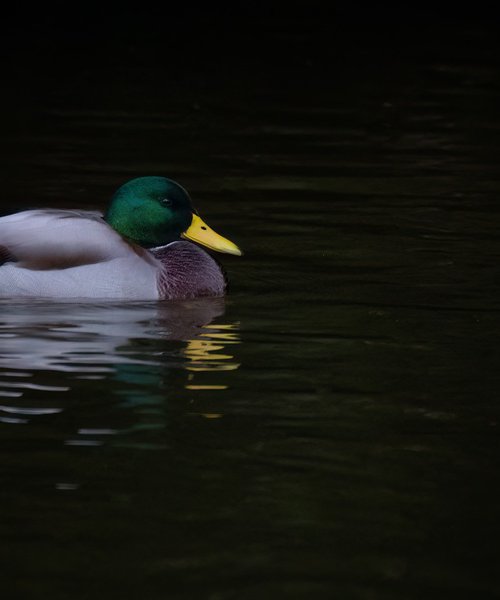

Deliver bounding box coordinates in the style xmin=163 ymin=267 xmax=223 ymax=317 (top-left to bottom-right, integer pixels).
xmin=161 ymin=198 xmax=173 ymax=208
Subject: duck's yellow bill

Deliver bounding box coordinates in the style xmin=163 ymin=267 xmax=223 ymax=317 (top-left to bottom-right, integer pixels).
xmin=182 ymin=213 xmax=242 ymax=256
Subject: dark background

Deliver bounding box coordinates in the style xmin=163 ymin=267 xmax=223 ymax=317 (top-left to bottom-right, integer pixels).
xmin=2 ymin=6 xmax=500 ymax=600
xmin=3 ymin=6 xmax=499 ymax=101
xmin=2 ymin=5 xmax=499 ymax=205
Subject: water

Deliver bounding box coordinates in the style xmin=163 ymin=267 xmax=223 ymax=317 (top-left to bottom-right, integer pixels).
xmin=1 ymin=18 xmax=500 ymax=599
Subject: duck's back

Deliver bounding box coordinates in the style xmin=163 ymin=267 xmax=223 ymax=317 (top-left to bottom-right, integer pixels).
xmin=0 ymin=210 xmax=161 ymax=299
xmin=0 ymin=210 xmax=137 ymax=268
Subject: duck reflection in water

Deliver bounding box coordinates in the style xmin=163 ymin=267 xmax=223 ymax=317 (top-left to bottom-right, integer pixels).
xmin=0 ymin=298 xmax=240 ymax=439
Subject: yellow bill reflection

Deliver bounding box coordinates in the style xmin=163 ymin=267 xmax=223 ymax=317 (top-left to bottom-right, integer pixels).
xmin=182 ymin=322 xmax=240 ymax=391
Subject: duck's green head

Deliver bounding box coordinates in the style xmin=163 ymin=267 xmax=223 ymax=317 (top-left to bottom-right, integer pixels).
xmin=104 ymin=176 xmax=241 ymax=255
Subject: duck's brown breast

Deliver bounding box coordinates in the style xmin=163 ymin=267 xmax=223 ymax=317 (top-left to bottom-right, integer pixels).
xmin=151 ymin=241 xmax=226 ymax=300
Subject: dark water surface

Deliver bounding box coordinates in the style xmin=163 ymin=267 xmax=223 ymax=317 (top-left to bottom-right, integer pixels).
xmin=1 ymin=19 xmax=500 ymax=599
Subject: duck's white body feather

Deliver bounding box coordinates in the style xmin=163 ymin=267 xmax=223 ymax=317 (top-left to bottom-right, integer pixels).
xmin=0 ymin=257 xmax=160 ymax=299
xmin=0 ymin=210 xmax=163 ymax=299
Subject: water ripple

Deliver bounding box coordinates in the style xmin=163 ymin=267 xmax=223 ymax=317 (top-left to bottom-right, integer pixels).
xmin=0 ymin=298 xmax=241 ymax=437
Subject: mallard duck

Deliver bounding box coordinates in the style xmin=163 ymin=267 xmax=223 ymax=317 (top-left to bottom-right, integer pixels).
xmin=0 ymin=176 xmax=242 ymax=300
